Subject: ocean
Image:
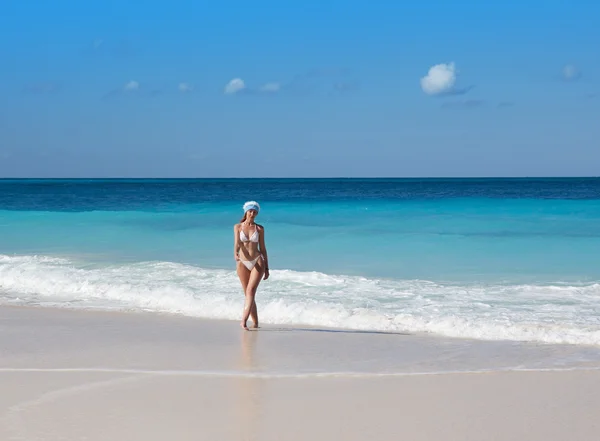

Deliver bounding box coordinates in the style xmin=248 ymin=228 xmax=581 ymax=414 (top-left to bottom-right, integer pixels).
xmin=1 ymin=178 xmax=600 ymax=347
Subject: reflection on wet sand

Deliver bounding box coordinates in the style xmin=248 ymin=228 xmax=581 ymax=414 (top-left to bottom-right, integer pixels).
xmin=236 ymin=330 xmax=261 ymax=441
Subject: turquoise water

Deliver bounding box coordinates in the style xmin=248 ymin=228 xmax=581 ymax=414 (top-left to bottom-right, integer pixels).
xmin=1 ymin=179 xmax=600 ymax=345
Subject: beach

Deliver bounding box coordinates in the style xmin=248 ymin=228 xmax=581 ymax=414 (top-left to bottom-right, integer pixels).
xmin=2 ymin=305 xmax=600 ymax=441
xmin=2 ymin=179 xmax=600 ymax=439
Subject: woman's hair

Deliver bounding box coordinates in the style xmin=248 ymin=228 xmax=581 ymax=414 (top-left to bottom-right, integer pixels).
xmin=240 ymin=212 xmax=247 ymax=223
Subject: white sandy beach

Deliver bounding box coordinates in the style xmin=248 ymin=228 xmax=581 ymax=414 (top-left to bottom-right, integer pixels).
xmin=1 ymin=305 xmax=599 ymax=441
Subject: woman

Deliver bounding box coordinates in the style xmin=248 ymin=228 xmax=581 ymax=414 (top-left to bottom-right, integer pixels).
xmin=234 ymin=200 xmax=270 ymax=330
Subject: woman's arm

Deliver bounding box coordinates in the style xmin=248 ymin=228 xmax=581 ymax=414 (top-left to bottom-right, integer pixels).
xmin=259 ymin=225 xmax=269 ymax=279
xmin=233 ymin=224 xmax=240 ymax=261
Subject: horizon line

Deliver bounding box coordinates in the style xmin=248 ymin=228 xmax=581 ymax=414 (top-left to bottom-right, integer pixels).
xmin=1 ymin=176 xmax=599 ymax=180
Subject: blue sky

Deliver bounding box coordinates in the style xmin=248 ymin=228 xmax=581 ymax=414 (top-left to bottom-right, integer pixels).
xmin=0 ymin=0 xmax=598 ymax=177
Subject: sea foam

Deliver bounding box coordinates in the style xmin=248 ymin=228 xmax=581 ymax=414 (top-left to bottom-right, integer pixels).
xmin=1 ymin=254 xmax=600 ymax=346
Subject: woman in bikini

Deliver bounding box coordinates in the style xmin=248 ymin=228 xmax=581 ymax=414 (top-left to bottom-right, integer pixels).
xmin=234 ymin=201 xmax=270 ymax=330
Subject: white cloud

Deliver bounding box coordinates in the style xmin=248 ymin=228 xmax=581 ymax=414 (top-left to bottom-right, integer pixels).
xmin=124 ymin=80 xmax=139 ymax=91
xmin=224 ymin=78 xmax=245 ymax=94
xmin=259 ymin=82 xmax=281 ymax=92
xmin=420 ymin=62 xmax=457 ymax=95
xmin=179 ymin=82 xmax=193 ymax=92
xmin=562 ymin=64 xmax=580 ymax=80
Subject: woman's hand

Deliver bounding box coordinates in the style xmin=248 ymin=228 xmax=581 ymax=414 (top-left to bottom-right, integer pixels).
xmin=263 ymin=268 xmax=270 ymax=280
xmin=234 ymin=253 xmax=240 ymax=261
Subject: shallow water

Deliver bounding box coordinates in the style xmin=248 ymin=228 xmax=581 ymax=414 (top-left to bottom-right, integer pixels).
xmin=1 ymin=178 xmax=600 ymax=346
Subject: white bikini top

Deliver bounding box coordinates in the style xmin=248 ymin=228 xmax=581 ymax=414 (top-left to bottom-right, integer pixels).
xmin=240 ymin=224 xmax=259 ymax=243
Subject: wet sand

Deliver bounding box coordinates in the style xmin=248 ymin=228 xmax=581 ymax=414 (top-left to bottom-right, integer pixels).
xmin=1 ymin=305 xmax=599 ymax=440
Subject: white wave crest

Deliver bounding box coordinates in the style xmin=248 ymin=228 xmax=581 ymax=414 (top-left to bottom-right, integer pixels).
xmin=1 ymin=254 xmax=600 ymax=346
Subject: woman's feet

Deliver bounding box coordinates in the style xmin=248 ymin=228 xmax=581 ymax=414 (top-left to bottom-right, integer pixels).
xmin=240 ymin=320 xmax=259 ymax=331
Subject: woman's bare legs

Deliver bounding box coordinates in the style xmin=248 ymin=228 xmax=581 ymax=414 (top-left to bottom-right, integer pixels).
xmin=244 ymin=266 xmax=263 ymax=329
xmin=237 ymin=262 xmax=261 ymax=329
xmin=250 ymin=300 xmax=258 ymax=327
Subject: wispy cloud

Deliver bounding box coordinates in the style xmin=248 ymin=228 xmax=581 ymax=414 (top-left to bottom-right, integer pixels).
xmin=224 ymin=78 xmax=285 ymax=96
xmin=224 ymin=78 xmax=246 ymax=95
xmin=124 ymin=80 xmax=139 ymax=92
xmin=259 ymin=82 xmax=281 ymax=93
xmin=224 ymin=68 xmax=357 ymax=97
xmin=105 ymin=80 xmax=198 ymax=99
xmin=562 ymin=64 xmax=581 ymax=81
xmin=178 ymin=82 xmax=193 ymax=93
xmin=224 ymin=79 xmax=285 ymax=95
xmin=103 ymin=80 xmax=142 ymax=98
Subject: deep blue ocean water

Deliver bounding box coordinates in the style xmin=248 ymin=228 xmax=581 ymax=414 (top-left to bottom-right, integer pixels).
xmin=1 ymin=178 xmax=600 ymax=346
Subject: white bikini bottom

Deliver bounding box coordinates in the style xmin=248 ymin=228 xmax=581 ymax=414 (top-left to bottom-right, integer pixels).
xmin=240 ymin=255 xmax=261 ymax=271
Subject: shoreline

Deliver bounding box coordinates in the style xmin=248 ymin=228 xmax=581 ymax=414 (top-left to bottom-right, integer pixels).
xmin=4 ymin=301 xmax=600 ymax=349
xmin=3 ymin=303 xmax=600 ymax=375
xmin=2 ymin=305 xmax=600 ymax=440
